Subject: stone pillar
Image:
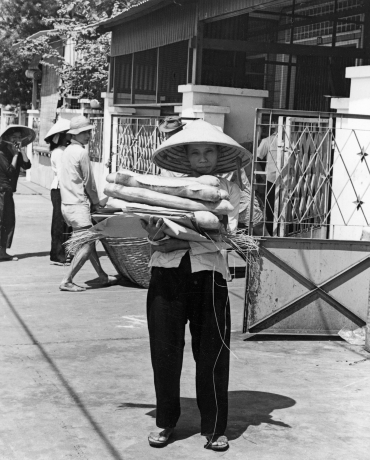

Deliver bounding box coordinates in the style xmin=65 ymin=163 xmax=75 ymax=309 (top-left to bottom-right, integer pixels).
xmin=26 ymin=109 xmax=40 ymax=182
xmin=177 ymin=84 xmax=268 ymax=143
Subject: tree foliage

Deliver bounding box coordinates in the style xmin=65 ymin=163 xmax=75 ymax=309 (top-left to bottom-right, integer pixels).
xmin=0 ymin=0 xmax=60 ymax=106
xmin=0 ymin=0 xmax=142 ymax=105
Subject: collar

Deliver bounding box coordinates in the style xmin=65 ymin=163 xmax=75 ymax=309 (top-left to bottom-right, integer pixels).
xmin=70 ymin=139 xmax=85 ymax=148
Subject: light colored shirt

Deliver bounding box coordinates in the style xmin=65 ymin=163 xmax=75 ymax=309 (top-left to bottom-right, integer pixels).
xmin=58 ymin=139 xmax=99 ymax=205
xmin=257 ymin=133 xmax=278 ymax=183
xmin=50 ymin=146 xmax=65 ymax=190
xmin=149 ymin=177 xmax=241 ymax=280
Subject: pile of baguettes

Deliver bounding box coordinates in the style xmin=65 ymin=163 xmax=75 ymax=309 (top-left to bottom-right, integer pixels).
xmin=103 ymin=169 xmax=235 ymax=230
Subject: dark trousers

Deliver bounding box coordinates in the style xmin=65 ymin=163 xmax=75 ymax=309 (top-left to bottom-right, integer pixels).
xmin=50 ymin=189 xmax=71 ymax=263
xmin=265 ymin=182 xmax=276 ymax=236
xmin=147 ymin=252 xmax=230 ymax=436
xmin=0 ymin=191 xmax=15 ymax=249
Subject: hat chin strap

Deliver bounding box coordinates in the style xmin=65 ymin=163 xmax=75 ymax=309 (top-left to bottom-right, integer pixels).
xmin=52 ymin=134 xmax=60 ymax=144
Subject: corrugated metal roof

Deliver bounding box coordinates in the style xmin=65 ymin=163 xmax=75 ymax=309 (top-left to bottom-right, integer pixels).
xmin=111 ymin=2 xmax=196 ymax=56
xmin=98 ymin=0 xmax=173 ymax=31
xmin=99 ymin=0 xmax=302 ymax=31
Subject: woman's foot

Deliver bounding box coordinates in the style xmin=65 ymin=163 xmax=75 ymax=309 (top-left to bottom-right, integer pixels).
xmin=59 ymin=282 xmax=86 ymax=292
xmin=0 ymin=251 xmax=18 ymax=261
xmin=99 ymin=274 xmax=119 ymax=287
xmin=148 ymin=427 xmax=174 ymax=448
xmin=204 ymin=435 xmax=229 ymax=452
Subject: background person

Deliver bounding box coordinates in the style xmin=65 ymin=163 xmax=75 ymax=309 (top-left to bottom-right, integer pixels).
xmin=58 ymin=116 xmax=116 ymax=292
xmin=141 ymin=120 xmax=250 ymax=452
xmin=0 ymin=125 xmax=34 ymax=261
xmin=256 ymin=122 xmax=278 ymax=235
xmin=44 ymin=118 xmax=72 ymax=266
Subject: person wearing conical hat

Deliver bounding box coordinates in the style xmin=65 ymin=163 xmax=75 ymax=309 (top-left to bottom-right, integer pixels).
xmin=158 ymin=116 xmax=185 ymax=139
xmin=0 ymin=125 xmax=35 ymax=261
xmin=44 ymin=118 xmax=72 ymax=266
xmin=58 ymin=116 xmax=117 ymax=291
xmin=141 ymin=120 xmax=251 ymax=451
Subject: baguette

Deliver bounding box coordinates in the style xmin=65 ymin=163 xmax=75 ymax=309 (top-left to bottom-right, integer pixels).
xmin=106 ymin=170 xmax=220 ymax=187
xmin=106 ymin=171 xmax=228 ymax=202
xmin=104 ymin=183 xmax=234 ymax=215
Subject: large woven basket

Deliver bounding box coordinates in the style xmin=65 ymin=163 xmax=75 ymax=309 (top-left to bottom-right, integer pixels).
xmin=101 ymin=236 xmax=151 ymax=288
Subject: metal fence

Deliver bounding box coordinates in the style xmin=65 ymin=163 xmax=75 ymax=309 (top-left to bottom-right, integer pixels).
xmin=111 ymin=116 xmax=163 ymax=175
xmin=249 ymin=108 xmax=370 ymax=240
xmin=88 ymin=117 xmax=104 ymax=162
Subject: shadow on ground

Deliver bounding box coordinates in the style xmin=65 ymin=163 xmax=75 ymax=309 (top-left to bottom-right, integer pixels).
xmin=85 ymin=276 xmax=146 ymax=289
xmin=14 ymin=251 xmax=50 ymax=259
xmin=118 ymin=390 xmax=295 ymax=443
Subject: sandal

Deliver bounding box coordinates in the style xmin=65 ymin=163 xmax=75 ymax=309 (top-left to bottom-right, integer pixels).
xmin=148 ymin=428 xmax=174 ymax=448
xmin=204 ymin=435 xmax=229 ymax=452
xmin=59 ymin=283 xmax=86 ymax=292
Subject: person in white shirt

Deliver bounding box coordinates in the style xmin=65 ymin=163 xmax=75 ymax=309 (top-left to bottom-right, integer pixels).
xmin=45 ymin=119 xmax=72 ymax=265
xmin=58 ymin=116 xmax=116 ymax=292
xmin=256 ymin=123 xmax=278 ymax=235
xmin=141 ymin=120 xmax=250 ymax=452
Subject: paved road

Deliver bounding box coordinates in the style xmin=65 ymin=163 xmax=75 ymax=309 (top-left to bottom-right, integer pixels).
xmin=0 ymin=178 xmax=369 ymax=460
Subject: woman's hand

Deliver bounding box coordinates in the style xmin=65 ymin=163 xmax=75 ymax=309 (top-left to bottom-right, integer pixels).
xmin=140 ymin=216 xmax=167 ymax=241
xmin=154 ymin=238 xmax=190 ymax=253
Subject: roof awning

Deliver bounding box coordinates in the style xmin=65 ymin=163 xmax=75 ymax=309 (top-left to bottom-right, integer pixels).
xmin=98 ymin=0 xmax=303 ymax=32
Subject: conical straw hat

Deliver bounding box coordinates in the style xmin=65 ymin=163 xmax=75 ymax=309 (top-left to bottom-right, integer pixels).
xmin=44 ymin=118 xmax=70 ymax=143
xmin=153 ymin=120 xmax=251 ymax=174
xmin=0 ymin=124 xmax=36 ymax=147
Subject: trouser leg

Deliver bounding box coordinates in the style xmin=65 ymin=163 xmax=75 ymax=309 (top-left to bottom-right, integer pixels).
xmin=0 ymin=192 xmax=15 ymax=249
xmin=266 ymin=182 xmax=275 ymax=236
xmin=147 ymin=261 xmax=188 ymax=429
xmin=189 ymin=270 xmax=231 ymax=437
xmin=50 ymin=189 xmax=70 ymax=263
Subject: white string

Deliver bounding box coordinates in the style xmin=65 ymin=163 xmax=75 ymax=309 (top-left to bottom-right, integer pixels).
xmin=206 ymin=266 xmax=240 ymax=448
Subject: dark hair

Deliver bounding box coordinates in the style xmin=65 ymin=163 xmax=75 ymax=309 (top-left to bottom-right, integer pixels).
xmin=49 ymin=132 xmax=70 ymax=151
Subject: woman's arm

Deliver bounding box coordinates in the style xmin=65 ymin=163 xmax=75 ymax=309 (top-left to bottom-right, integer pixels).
xmin=140 ymin=216 xmax=190 ymax=252
xmin=19 ymin=150 xmax=31 ymax=170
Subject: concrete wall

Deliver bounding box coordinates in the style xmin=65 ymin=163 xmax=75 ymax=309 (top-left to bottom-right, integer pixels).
xmin=331 ymin=66 xmax=370 ymax=240
xmin=178 ymin=84 xmax=268 ymax=144
xmin=29 ymin=151 xmax=54 ymax=190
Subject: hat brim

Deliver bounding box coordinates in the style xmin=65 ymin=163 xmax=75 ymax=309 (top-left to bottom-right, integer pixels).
xmin=68 ymin=125 xmax=94 ymax=135
xmin=158 ymin=123 xmax=185 ymax=133
xmin=0 ymin=125 xmax=36 ymax=147
xmin=44 ymin=119 xmax=71 ymax=143
xmin=153 ymin=120 xmax=252 ymax=174
xmin=44 ymin=131 xmax=69 ymax=143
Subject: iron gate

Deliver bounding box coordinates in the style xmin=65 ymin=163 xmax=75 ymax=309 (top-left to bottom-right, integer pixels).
xmin=110 ymin=116 xmax=162 ymax=175
xmin=244 ymin=108 xmax=370 ymax=335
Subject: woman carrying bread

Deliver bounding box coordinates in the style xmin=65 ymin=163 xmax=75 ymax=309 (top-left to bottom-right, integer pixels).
xmin=140 ymin=120 xmax=251 ymax=451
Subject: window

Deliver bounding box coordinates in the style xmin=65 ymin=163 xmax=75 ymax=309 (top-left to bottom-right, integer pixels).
xmin=114 ymin=54 xmax=132 ymax=104
xmin=113 ymin=40 xmax=189 ymax=105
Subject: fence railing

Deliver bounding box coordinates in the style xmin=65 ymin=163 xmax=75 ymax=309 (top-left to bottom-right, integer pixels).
xmin=111 ymin=116 xmax=163 ymax=175
xmin=249 ymin=108 xmax=370 ymax=240
xmin=88 ymin=117 xmax=104 ymax=162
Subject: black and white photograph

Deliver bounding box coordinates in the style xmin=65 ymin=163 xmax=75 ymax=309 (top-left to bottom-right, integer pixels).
xmin=0 ymin=0 xmax=369 ymax=458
